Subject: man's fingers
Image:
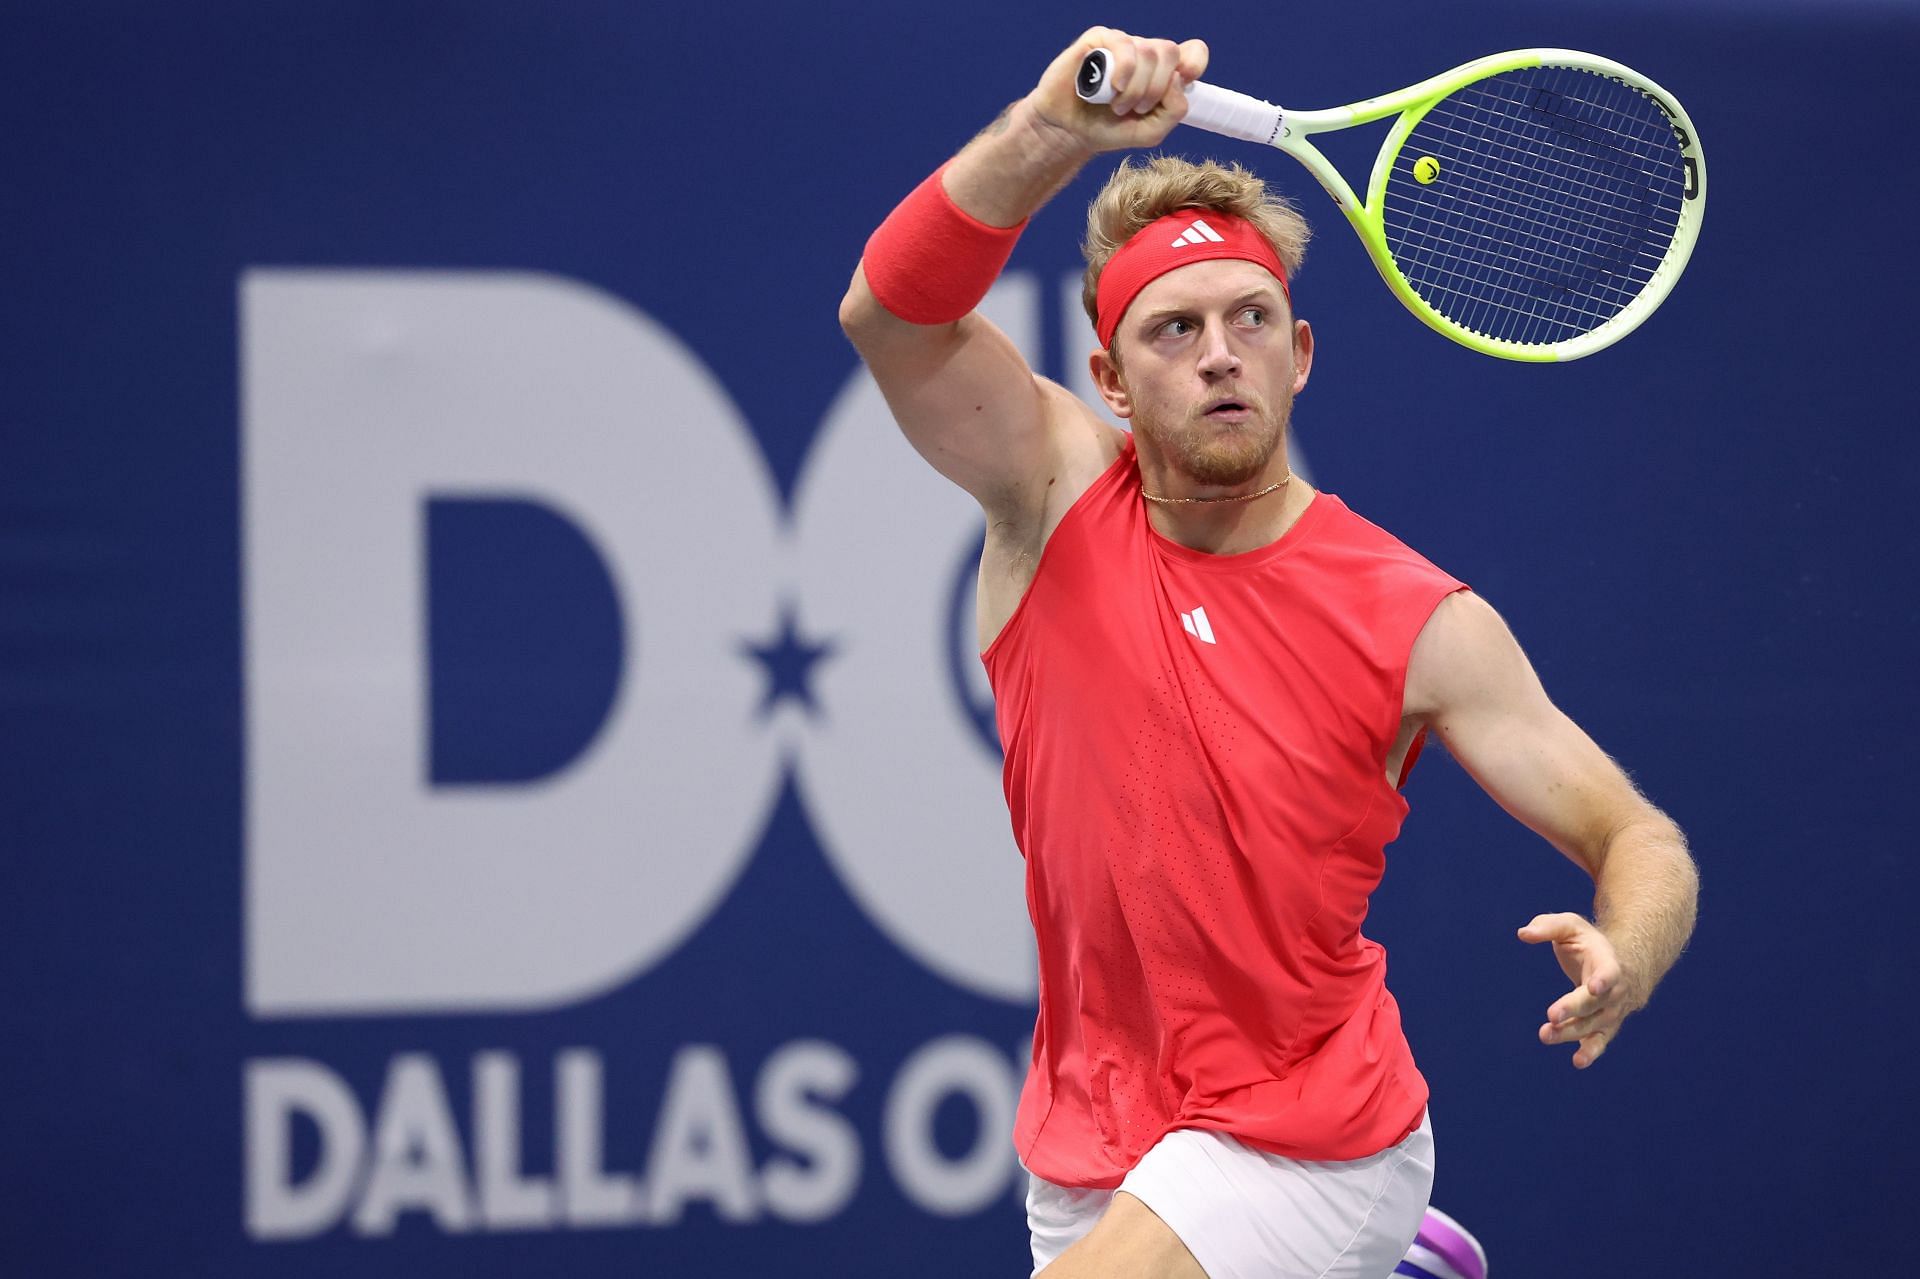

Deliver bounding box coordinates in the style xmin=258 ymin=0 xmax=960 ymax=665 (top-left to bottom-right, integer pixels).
xmin=1539 ymin=1008 xmax=1608 ymax=1044
xmin=1547 ymin=994 xmax=1593 ymax=1025
xmin=1124 ymin=41 xmax=1181 ymax=115
xmin=1176 ymin=38 xmax=1209 ymax=83
xmin=1092 ymin=36 xmax=1138 ymax=109
xmin=1092 ymin=36 xmax=1194 ymax=116
xmin=1043 ymin=29 xmax=1205 ymax=150
xmin=1538 ymin=1016 xmax=1616 ymax=1066
xmin=1571 ymin=1028 xmax=1611 ymax=1069
xmin=1517 ymin=911 xmax=1588 ymax=942
xmin=1520 ymin=910 xmax=1628 ymax=1067
xmin=1547 ymin=980 xmax=1613 ymax=1024
xmin=1104 ymin=37 xmax=1159 ymax=113
xmin=1109 ymin=43 xmax=1151 ymax=112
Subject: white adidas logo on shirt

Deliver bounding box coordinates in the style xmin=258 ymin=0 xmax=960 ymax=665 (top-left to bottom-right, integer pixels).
xmin=1169 ymin=218 xmax=1226 ymax=248
xmin=1179 ymin=606 xmax=1216 ymax=645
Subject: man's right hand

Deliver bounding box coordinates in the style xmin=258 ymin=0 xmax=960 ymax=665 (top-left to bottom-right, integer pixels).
xmin=1028 ymin=27 xmax=1209 ymax=155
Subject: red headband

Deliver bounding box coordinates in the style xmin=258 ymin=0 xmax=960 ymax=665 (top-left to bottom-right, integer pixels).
xmin=1094 ymin=211 xmax=1291 ymax=348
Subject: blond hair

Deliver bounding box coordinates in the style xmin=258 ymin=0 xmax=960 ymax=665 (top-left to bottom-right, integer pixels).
xmin=1081 ymin=156 xmax=1311 ymax=349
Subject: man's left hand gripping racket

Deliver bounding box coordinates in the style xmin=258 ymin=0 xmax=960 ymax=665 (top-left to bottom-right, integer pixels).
xmin=1078 ymin=48 xmax=1706 ymax=361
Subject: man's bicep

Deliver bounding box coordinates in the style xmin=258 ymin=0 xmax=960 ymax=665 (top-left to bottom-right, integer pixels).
xmin=1412 ymin=593 xmax=1650 ymax=872
xmin=841 ymin=265 xmax=1059 ymax=506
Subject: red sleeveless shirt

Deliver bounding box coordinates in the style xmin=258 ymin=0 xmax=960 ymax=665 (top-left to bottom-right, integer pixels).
xmin=982 ymin=439 xmax=1466 ymax=1189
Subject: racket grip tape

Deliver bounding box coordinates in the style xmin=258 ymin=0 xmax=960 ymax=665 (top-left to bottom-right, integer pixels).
xmin=1076 ymin=49 xmax=1285 ymax=147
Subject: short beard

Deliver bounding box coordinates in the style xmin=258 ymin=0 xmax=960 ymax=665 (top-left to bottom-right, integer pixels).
xmin=1144 ymin=397 xmax=1290 ymax=488
xmin=1172 ymin=427 xmax=1279 ymax=486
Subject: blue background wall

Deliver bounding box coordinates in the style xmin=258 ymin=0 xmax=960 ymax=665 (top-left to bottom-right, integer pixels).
xmin=4 ymin=0 xmax=1916 ymax=1274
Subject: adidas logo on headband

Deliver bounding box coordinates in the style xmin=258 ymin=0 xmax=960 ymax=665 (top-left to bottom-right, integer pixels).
xmin=1170 ymin=218 xmax=1227 ymax=247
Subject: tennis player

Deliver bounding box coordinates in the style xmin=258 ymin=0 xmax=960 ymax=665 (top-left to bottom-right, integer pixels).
xmin=840 ymin=26 xmax=1699 ymax=1279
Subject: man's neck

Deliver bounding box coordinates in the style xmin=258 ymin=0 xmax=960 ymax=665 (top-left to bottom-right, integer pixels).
xmin=1142 ymin=474 xmax=1318 ymax=555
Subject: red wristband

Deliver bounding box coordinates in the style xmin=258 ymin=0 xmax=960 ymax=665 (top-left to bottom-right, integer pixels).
xmin=862 ymin=162 xmax=1027 ymax=325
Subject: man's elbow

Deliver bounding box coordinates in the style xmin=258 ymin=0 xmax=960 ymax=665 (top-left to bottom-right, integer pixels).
xmin=840 ymin=266 xmax=963 ymax=367
xmin=1575 ymin=799 xmax=1666 ymax=866
xmin=1598 ymin=806 xmax=1697 ymax=885
xmin=839 ymin=263 xmax=894 ymax=346
xmin=838 ymin=268 xmax=869 ymax=336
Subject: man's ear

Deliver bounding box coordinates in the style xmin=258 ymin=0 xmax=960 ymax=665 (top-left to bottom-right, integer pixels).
xmin=1089 ymin=347 xmax=1133 ymax=419
xmin=1291 ymin=318 xmax=1314 ymax=396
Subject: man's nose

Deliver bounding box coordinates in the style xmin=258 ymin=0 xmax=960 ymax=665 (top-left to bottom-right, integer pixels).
xmin=1196 ymin=323 xmax=1241 ymax=378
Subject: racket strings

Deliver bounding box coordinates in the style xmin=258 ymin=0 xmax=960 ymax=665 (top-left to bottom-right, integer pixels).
xmin=1390 ymin=77 xmax=1681 ymax=340
xmin=1411 ymin=108 xmax=1680 ymax=276
xmin=1393 ymin=100 xmax=1672 ymax=333
xmin=1391 ymin=119 xmax=1679 ymax=269
xmin=1382 ymin=65 xmax=1687 ymax=347
xmin=1414 ymin=77 xmax=1681 ymax=281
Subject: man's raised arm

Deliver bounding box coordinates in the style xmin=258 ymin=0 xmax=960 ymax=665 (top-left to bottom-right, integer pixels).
xmin=837 ymin=29 xmax=1207 ymax=514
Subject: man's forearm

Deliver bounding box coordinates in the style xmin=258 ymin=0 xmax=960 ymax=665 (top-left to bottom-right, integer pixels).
xmin=1592 ymin=813 xmax=1699 ymax=1007
xmin=943 ymin=96 xmax=1095 ymax=229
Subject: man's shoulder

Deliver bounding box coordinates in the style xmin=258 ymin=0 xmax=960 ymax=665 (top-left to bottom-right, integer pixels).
xmin=1306 ymin=492 xmax=1458 ymax=583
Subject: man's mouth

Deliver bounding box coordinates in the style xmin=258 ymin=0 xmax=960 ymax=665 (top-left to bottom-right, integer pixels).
xmin=1203 ymin=398 xmax=1253 ymax=422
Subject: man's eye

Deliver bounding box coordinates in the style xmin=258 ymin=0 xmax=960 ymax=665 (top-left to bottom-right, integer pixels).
xmin=1240 ymin=308 xmax=1266 ymax=326
xmin=1161 ymin=318 xmax=1193 ymax=337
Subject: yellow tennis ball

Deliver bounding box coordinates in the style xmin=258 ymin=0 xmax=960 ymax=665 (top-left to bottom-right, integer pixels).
xmin=1413 ymin=155 xmax=1441 ymax=184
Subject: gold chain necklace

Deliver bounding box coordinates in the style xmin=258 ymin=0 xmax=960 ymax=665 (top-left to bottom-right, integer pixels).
xmin=1141 ymin=474 xmax=1293 ymax=505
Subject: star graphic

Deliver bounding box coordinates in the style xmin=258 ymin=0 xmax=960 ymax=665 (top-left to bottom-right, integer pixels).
xmin=740 ymin=602 xmax=839 ymax=721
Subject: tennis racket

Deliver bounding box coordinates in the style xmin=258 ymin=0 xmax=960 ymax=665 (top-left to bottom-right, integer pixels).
xmin=1077 ymin=48 xmax=1705 ymax=361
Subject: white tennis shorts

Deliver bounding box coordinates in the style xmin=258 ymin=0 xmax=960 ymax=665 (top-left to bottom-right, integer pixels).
xmin=1024 ymin=1110 xmax=1435 ymax=1279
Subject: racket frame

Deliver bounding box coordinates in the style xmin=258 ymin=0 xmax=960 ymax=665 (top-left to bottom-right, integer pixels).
xmin=1084 ymin=48 xmax=1707 ymax=361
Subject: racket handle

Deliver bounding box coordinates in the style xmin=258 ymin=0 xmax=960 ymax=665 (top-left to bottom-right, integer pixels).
xmin=1076 ymin=49 xmax=1284 ymax=146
